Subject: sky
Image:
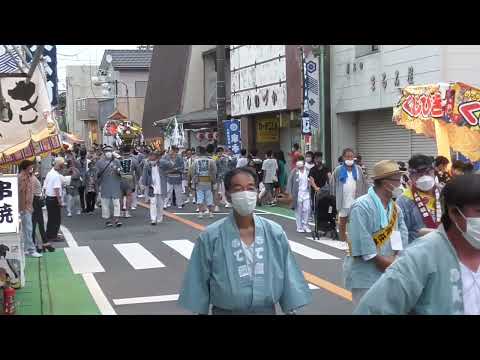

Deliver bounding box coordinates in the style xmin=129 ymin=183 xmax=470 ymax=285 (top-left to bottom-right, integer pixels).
xmin=56 ymin=45 xmax=139 ymax=91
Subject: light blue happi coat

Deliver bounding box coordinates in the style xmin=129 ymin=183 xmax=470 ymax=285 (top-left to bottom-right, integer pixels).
xmin=354 ymin=225 xmax=466 ymax=315
xmin=344 ymin=192 xmax=409 ymax=291
xmin=178 ymin=214 xmax=312 ymax=314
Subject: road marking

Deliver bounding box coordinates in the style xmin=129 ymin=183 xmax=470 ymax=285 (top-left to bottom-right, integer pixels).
xmin=64 ymin=246 xmax=105 ymax=274
xmin=140 ymin=201 xmax=352 ymax=302
xmin=306 ymin=237 xmax=349 ymax=251
xmin=138 ymin=202 xmax=205 ymax=231
xmin=255 ymin=208 xmax=297 ymax=221
xmin=303 ymin=271 xmax=352 ymax=302
xmin=113 ymin=294 xmax=179 ymax=306
xmin=113 ymin=243 xmax=166 ymax=270
xmin=288 ymin=240 xmax=339 ymax=260
xmin=60 ymin=225 xmax=117 ymax=315
xmin=163 ymin=240 xmax=194 ymax=259
xmin=82 ymin=273 xmax=117 ymax=315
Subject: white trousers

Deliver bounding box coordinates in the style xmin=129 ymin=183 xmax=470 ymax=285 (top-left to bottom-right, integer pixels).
xmin=166 ymin=183 xmax=183 ymax=207
xmin=66 ymin=194 xmax=80 ymax=214
xmin=131 ymin=190 xmax=138 ymax=208
xmin=295 ymin=197 xmax=311 ymax=231
xmin=149 ymin=194 xmax=164 ymax=222
xmin=101 ymin=197 xmax=121 ymax=219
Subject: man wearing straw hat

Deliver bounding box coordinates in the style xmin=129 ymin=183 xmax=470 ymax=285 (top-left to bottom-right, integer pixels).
xmin=344 ymin=160 xmax=409 ymax=307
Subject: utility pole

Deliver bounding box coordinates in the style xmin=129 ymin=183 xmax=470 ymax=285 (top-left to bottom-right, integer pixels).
xmin=216 ymin=45 xmax=227 ymax=145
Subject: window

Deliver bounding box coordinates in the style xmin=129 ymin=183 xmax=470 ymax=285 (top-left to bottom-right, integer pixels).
xmin=76 ymin=99 xmax=81 ymax=110
xmin=135 ymin=81 xmax=148 ymax=97
xmin=81 ymin=99 xmax=86 ymax=110
xmin=355 ymin=45 xmax=380 ymax=58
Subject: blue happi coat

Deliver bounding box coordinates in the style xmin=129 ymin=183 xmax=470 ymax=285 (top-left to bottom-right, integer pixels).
xmin=354 ymin=225 xmax=467 ymax=315
xmin=178 ymin=214 xmax=312 ymax=314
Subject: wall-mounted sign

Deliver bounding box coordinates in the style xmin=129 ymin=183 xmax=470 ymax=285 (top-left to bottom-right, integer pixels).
xmin=256 ymin=117 xmax=279 ymax=143
xmin=0 ymin=175 xmax=19 ymax=234
xmin=230 ymin=45 xmax=287 ymax=116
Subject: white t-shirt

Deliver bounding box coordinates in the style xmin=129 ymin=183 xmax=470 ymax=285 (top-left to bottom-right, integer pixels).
xmin=342 ymin=171 xmax=357 ymax=209
xmin=43 ymin=168 xmax=63 ymax=197
xmin=236 ymin=157 xmax=248 ymax=168
xmin=298 ymin=169 xmax=310 ymax=201
xmin=305 ymin=162 xmax=315 ymax=170
xmin=152 ymin=165 xmax=162 ymax=195
xmin=460 ymin=262 xmax=480 ymax=315
xmin=262 ymin=158 xmax=278 ymax=184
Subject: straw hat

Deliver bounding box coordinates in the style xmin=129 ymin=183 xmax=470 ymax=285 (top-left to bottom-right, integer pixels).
xmin=371 ymin=160 xmax=405 ymax=180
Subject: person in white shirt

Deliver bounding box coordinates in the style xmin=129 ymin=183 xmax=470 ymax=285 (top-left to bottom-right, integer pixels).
xmin=287 ymin=157 xmax=312 ymax=233
xmin=142 ymin=151 xmax=168 ymax=225
xmin=43 ymin=158 xmax=66 ymax=243
xmin=331 ymin=148 xmax=369 ymax=242
xmin=236 ymin=149 xmax=249 ymax=168
xmin=261 ymin=150 xmax=278 ymax=206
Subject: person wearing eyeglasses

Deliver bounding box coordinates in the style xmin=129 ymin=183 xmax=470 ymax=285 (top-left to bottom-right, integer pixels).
xmin=397 ymin=154 xmax=441 ymax=245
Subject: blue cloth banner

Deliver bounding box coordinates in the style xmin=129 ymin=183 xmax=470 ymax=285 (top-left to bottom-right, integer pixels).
xmin=26 ymin=45 xmax=58 ymax=107
xmin=224 ymin=119 xmax=242 ymax=156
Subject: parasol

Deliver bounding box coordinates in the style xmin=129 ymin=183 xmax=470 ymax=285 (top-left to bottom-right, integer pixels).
xmin=393 ymin=82 xmax=480 ymax=162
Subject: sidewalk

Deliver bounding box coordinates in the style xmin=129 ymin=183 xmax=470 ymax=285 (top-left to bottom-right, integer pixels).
xmin=15 ymin=249 xmax=100 ymax=315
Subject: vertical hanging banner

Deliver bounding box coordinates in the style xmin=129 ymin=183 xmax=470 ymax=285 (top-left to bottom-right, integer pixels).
xmin=0 ymin=175 xmax=19 ymax=234
xmin=26 ymin=45 xmax=58 ymax=107
xmin=224 ymin=119 xmax=242 ymax=155
xmin=304 ymin=53 xmax=320 ymax=132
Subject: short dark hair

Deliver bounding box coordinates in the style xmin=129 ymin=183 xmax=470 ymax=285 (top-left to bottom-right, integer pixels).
xmin=293 ymin=143 xmax=300 ymax=150
xmin=306 ymin=151 xmax=314 ymax=157
xmin=198 ymin=146 xmax=206 ymax=155
xmin=435 ymin=156 xmax=450 ymax=167
xmin=216 ymin=147 xmax=224 ymax=153
xmin=170 ymin=145 xmax=179 ymax=152
xmin=452 ymin=160 xmax=465 ymax=171
xmin=241 ymin=149 xmax=247 ymax=156
xmin=251 ymin=149 xmax=258 ymax=157
xmin=342 ymin=148 xmax=355 ymax=157
xmin=206 ymin=144 xmax=215 ymax=154
xmin=408 ymin=154 xmax=434 ymax=170
xmin=313 ymin=152 xmax=323 ymax=159
xmin=224 ymin=167 xmax=258 ymax=192
xmin=266 ymin=150 xmax=273 ymax=157
xmin=19 ymin=160 xmax=34 ymax=171
xmin=441 ymin=174 xmax=480 ymax=230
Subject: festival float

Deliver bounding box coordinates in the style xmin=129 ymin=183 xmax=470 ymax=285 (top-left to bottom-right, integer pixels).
xmin=102 ymin=110 xmax=143 ymax=148
xmin=393 ymin=82 xmax=480 ymax=164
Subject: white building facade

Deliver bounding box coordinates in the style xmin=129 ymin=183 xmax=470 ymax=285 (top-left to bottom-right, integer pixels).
xmin=330 ymin=45 xmax=480 ymax=173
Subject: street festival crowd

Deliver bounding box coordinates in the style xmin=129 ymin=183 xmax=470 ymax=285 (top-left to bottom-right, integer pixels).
xmin=13 ymin=140 xmax=480 ymax=315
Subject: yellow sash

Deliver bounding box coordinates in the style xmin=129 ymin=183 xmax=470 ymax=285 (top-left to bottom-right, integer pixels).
xmin=372 ymin=204 xmax=398 ymax=248
xmin=346 ymin=203 xmax=398 ymax=255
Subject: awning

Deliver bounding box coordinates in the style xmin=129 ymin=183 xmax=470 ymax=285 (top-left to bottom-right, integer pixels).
xmin=108 ymin=110 xmax=128 ymax=121
xmin=153 ymin=109 xmax=218 ymax=127
xmin=62 ymin=132 xmax=84 ymax=144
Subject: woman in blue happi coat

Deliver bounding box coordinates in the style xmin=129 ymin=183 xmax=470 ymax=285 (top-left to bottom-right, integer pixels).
xmin=178 ymin=167 xmax=312 ymax=315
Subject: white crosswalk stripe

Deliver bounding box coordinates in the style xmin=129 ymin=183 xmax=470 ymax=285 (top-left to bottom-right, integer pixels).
xmin=163 ymin=240 xmax=194 ymax=259
xmin=113 ymin=243 xmax=166 ymax=270
xmin=306 ymin=237 xmax=349 ymax=251
xmin=64 ymin=246 xmax=105 ymax=274
xmin=288 ymin=240 xmax=339 ymax=260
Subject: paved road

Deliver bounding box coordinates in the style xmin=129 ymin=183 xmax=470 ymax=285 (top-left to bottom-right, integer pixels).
xmin=59 ymin=201 xmax=353 ymax=315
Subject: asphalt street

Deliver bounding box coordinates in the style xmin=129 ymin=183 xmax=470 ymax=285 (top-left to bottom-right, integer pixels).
xmin=59 ymin=201 xmax=354 ymax=315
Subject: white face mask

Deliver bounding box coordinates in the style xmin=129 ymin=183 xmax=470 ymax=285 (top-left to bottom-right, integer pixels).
xmin=105 ymin=152 xmax=112 ymax=159
xmin=415 ymin=175 xmax=435 ymax=192
xmin=386 ymin=182 xmax=404 ymax=198
xmin=344 ymin=159 xmax=354 ymax=167
xmin=455 ymin=208 xmax=480 ymax=250
xmin=230 ymin=191 xmax=258 ymax=216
